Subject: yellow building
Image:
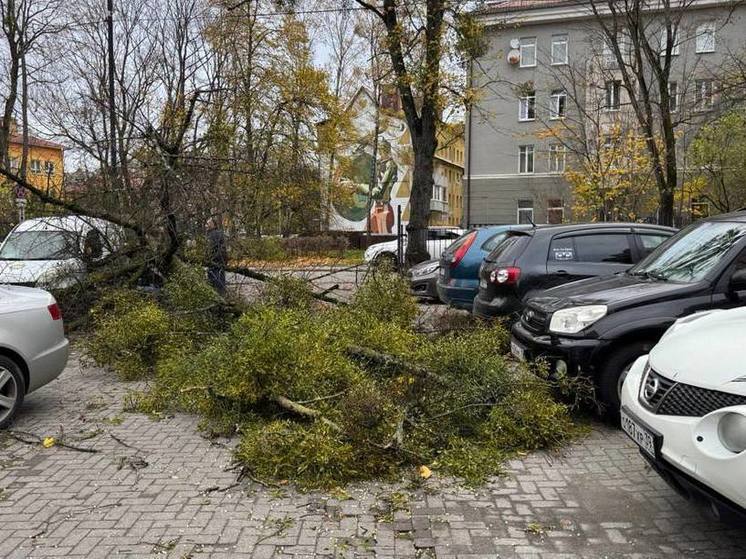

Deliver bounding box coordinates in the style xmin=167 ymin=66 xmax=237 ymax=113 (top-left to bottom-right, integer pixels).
xmin=6 ymin=122 xmax=64 ymax=196
xmin=430 ymin=126 xmax=465 ymax=227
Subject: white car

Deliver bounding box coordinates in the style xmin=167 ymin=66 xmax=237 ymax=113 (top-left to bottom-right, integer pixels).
xmin=621 ymin=307 xmax=746 ymax=523
xmin=364 ymin=227 xmax=464 ymax=264
xmin=0 ymin=215 xmax=124 ymax=289
xmin=0 ymin=286 xmax=69 ymax=428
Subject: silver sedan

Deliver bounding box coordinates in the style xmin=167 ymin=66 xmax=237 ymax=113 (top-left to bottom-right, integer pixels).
xmin=0 ymin=286 xmax=69 ymax=428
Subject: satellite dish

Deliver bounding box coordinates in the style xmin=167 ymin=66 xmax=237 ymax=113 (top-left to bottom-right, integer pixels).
xmin=510 ymin=38 xmax=520 ymax=49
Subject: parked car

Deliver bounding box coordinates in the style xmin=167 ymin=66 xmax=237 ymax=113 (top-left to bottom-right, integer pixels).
xmin=511 ymin=212 xmax=746 ymax=416
xmin=473 ymin=223 xmax=675 ymax=319
xmin=408 ymin=259 xmax=440 ymax=301
xmin=0 ymin=216 xmax=125 ymax=289
xmin=0 ymin=286 xmax=69 ymax=428
xmin=364 ymin=227 xmax=464 ymax=266
xmin=437 ymin=225 xmax=533 ymax=310
xmin=621 ymin=307 xmax=746 ymax=523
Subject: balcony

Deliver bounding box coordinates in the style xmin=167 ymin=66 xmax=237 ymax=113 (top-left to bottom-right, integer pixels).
xmin=430 ymin=198 xmax=449 ymax=213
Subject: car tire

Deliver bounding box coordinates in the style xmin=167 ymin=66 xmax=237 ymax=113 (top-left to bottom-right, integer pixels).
xmin=597 ymin=341 xmax=651 ymax=423
xmin=0 ymin=356 xmax=25 ymax=430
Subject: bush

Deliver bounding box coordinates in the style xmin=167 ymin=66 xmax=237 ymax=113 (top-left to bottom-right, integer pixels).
xmin=89 ymin=269 xmax=583 ymax=489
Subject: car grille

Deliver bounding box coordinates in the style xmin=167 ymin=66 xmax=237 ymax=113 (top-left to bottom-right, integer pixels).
xmin=521 ymin=306 xmax=548 ymax=334
xmin=641 ymin=368 xmax=746 ymax=417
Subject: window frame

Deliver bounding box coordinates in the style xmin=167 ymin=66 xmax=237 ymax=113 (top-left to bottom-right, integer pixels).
xmin=547 ymin=199 xmax=565 ymax=224
xmin=519 ymin=37 xmax=537 ymax=68
xmin=548 ymin=144 xmax=567 ymax=173
xmin=551 ymin=34 xmax=568 ymax=65
xmin=518 ymin=92 xmax=536 ymax=122
xmin=694 ymin=79 xmax=715 ymax=111
xmin=518 ymin=145 xmax=535 ymax=174
xmin=668 ymin=81 xmax=679 ymax=112
xmin=695 ymin=22 xmax=716 ymax=54
xmin=30 ymin=159 xmax=42 ymax=174
xmin=659 ymin=28 xmax=680 ymax=57
xmin=549 ymin=90 xmax=567 ymax=119
xmin=517 ymin=199 xmax=535 ymax=224
xmin=604 ymin=80 xmax=621 ymax=111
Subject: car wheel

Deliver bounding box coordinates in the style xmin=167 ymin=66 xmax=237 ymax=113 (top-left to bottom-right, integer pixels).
xmin=597 ymin=341 xmax=650 ymax=423
xmin=0 ymin=356 xmax=25 ymax=429
xmin=374 ymin=252 xmax=398 ymax=270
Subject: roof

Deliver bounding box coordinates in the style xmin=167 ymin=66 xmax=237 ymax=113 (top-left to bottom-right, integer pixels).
xmin=527 ymin=222 xmax=678 ymax=236
xmin=479 ymin=0 xmax=573 ymax=15
xmin=706 ymin=210 xmax=746 ymax=223
xmin=8 ymin=133 xmax=64 ymax=151
xmin=14 ymin=215 xmax=118 ymax=234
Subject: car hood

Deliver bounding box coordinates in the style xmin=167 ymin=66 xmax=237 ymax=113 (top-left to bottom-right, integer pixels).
xmin=529 ymin=273 xmax=701 ymax=313
xmin=0 ymin=284 xmax=55 ymax=313
xmin=649 ymin=308 xmax=746 ymax=396
xmin=0 ymin=259 xmax=83 ymax=286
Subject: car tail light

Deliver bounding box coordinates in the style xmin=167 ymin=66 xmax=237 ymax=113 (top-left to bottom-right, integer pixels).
xmin=48 ymin=303 xmax=62 ymax=321
xmin=450 ymin=231 xmax=477 ymax=268
xmin=490 ymin=267 xmax=521 ymax=285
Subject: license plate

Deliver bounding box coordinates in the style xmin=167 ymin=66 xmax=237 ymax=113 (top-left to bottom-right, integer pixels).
xmin=479 ymin=279 xmax=487 ymax=289
xmin=510 ymin=339 xmax=526 ymax=361
xmin=621 ymin=409 xmax=657 ymax=457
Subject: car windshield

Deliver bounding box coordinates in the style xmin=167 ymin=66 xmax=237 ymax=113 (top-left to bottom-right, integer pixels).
xmin=0 ymin=231 xmax=79 ymax=261
xmin=629 ymin=221 xmax=746 ymax=282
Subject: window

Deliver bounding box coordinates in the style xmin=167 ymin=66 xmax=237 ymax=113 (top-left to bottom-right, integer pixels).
xmin=602 ymin=32 xmax=630 ymax=66
xmin=547 ymin=199 xmax=564 ymax=224
xmin=659 ymin=29 xmax=680 ymax=56
xmin=695 ymin=79 xmax=714 ymax=111
xmin=550 ymin=90 xmax=567 ymax=119
xmin=30 ymin=159 xmax=41 ymax=173
xmin=575 ymin=234 xmax=632 ymax=264
xmin=44 ymin=161 xmax=55 ymax=174
xmin=668 ymin=81 xmax=679 ymax=112
xmin=696 ymin=22 xmax=716 ymax=53
xmin=519 ymin=37 xmax=537 ymax=67
xmin=605 ymin=80 xmax=621 ymax=110
xmin=551 ymin=34 xmax=568 ymax=65
xmin=519 ymin=145 xmax=534 ymax=174
xmin=518 ymin=92 xmax=536 ymax=121
xmin=481 ymin=231 xmax=510 ymax=252
xmin=9 ymin=157 xmax=19 ymax=172
xmin=517 ymin=199 xmax=534 ymax=224
xmin=549 ymin=237 xmax=575 ymax=261
xmin=432 ymin=183 xmax=446 ymax=202
xmin=548 ymin=145 xmax=566 ymax=173
xmin=638 ymin=233 xmax=670 ymax=257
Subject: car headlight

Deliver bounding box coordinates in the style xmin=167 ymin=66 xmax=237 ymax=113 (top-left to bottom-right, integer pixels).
xmin=413 ymin=263 xmax=439 ymax=277
xmin=549 ymin=305 xmax=608 ymax=334
xmin=717 ymin=412 xmax=746 ymax=454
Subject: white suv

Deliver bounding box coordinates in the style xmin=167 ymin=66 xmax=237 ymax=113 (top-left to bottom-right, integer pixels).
xmin=621 ymin=307 xmax=746 ymax=523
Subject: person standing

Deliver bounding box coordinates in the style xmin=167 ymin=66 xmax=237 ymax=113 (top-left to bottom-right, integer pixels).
xmin=206 ymin=217 xmax=227 ymax=295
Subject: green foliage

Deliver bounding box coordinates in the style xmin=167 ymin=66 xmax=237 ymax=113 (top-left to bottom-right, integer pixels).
xmin=262 ymin=274 xmax=315 ymax=310
xmin=90 ymin=269 xmax=582 ymax=489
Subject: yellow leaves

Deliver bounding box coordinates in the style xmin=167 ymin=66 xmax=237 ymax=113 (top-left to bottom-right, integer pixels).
xmin=418 ymin=465 xmax=432 ymax=479
xmin=42 ymin=437 xmax=56 ymax=448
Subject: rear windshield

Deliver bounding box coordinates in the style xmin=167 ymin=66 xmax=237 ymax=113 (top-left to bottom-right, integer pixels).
xmin=486 ymin=233 xmax=531 ymax=263
xmin=442 ymin=230 xmax=477 ymax=258
xmin=481 ymin=231 xmax=510 ymax=252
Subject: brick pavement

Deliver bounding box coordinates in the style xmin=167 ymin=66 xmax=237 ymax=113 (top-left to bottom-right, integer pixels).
xmin=1 ymin=354 xmax=745 ymax=558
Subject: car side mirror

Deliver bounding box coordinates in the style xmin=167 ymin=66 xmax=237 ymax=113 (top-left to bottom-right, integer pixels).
xmin=729 ymin=269 xmax=746 ymax=291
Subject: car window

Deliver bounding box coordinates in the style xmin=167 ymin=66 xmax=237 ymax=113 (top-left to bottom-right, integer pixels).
xmin=638 ymin=233 xmax=670 ymax=257
xmin=0 ymin=231 xmax=79 ymax=261
xmin=630 ymin=221 xmax=746 ymax=282
xmin=481 ymin=232 xmax=509 ymax=252
xmin=443 ymin=230 xmax=477 ymax=257
xmin=575 ymin=234 xmax=631 ymax=264
xmin=549 ymin=237 xmax=576 ymax=261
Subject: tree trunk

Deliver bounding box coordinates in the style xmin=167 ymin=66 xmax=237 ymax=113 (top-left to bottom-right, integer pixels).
xmin=407 ymin=136 xmax=436 ymax=265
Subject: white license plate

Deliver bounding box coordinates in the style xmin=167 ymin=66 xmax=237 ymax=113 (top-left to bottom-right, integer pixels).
xmin=621 ymin=409 xmax=657 ymax=457
xmin=510 ymin=339 xmax=526 ymax=361
xmin=479 ymin=279 xmax=487 ymax=289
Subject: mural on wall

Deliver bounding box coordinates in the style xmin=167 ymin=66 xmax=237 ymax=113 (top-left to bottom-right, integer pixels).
xmin=329 ymin=89 xmax=411 ymax=233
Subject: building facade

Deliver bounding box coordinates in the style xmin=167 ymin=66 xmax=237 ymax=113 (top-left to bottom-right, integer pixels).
xmin=326 ymin=88 xmax=464 ymax=233
xmin=467 ymin=0 xmax=746 ymax=226
xmin=5 ymin=121 xmax=64 ymax=196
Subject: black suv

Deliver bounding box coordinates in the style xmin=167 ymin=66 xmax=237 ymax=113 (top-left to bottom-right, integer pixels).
xmin=511 ymin=212 xmax=746 ymax=416
xmin=473 ymin=223 xmax=675 ymax=319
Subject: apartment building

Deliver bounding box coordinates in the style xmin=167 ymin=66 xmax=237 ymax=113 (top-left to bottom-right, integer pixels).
xmin=466 ymin=0 xmax=746 ymax=225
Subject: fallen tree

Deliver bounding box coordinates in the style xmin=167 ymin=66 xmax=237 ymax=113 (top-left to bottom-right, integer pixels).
xmin=87 ymin=267 xmax=586 ymax=489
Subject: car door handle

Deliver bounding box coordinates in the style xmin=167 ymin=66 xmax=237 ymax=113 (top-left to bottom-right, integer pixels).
xmin=555 ymin=270 xmax=569 ymax=275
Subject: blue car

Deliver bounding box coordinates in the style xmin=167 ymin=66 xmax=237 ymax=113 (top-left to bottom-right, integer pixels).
xmin=436 ymin=225 xmax=533 ymax=310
